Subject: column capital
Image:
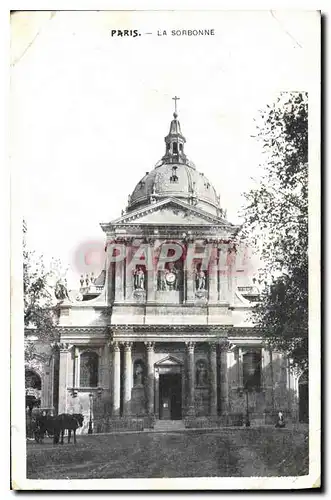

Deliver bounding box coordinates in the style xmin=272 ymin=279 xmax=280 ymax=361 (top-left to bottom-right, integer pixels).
xmin=219 ymin=340 xmax=235 ymax=352
xmin=58 ymin=342 xmax=73 ymax=353
xmin=122 ymin=341 xmax=133 ymax=352
xmin=110 ymin=341 xmax=120 ymax=352
xmin=145 ymin=341 xmax=155 ymax=352
xmin=185 ymin=341 xmax=196 ymax=353
xmin=210 ymin=342 xmax=217 ymax=353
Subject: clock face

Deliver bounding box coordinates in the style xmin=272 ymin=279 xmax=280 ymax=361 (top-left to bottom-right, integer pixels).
xmin=165 ymin=272 xmax=176 ymax=284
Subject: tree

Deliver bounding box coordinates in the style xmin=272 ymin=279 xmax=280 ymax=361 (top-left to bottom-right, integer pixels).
xmin=241 ymin=92 xmax=308 ymax=371
xmin=23 ymin=222 xmax=63 ymax=362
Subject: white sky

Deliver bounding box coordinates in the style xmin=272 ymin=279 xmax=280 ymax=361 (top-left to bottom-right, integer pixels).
xmin=10 ymin=10 xmax=319 ymax=287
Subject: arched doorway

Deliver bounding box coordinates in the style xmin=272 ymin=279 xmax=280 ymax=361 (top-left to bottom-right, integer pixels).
xmin=25 ymin=369 xmax=42 ymax=414
xmin=298 ymin=370 xmax=308 ymax=423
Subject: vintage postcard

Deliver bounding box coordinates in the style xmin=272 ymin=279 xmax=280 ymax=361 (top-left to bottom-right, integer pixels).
xmin=10 ymin=9 xmax=320 ymax=490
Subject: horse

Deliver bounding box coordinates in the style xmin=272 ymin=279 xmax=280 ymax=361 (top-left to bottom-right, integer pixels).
xmin=34 ymin=415 xmax=58 ymax=444
xmin=56 ymin=413 xmax=84 ymax=444
xmin=34 ymin=413 xmax=84 ymax=445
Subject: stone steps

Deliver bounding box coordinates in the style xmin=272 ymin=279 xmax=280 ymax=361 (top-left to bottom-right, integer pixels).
xmin=153 ymin=420 xmax=186 ymax=432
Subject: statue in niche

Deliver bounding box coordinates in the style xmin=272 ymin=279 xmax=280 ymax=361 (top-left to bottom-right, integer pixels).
xmin=196 ymin=361 xmax=208 ymax=386
xmin=134 ymin=363 xmax=144 ymax=386
xmin=133 ymin=266 xmax=145 ymax=290
xmin=196 ymin=268 xmax=207 ymax=291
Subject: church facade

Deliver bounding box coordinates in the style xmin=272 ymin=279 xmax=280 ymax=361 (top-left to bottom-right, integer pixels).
xmin=25 ymin=102 xmax=304 ymax=431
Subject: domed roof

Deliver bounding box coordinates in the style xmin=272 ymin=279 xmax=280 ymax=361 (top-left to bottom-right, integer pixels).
xmin=126 ymin=101 xmax=223 ymax=217
xmin=128 ymin=161 xmax=220 ymax=215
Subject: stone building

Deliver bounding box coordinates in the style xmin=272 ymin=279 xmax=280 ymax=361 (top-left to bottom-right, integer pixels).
xmin=25 ymin=102 xmax=306 ymax=431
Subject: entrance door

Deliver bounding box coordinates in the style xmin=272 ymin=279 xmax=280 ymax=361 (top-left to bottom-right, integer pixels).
xmin=159 ymin=374 xmax=182 ymax=420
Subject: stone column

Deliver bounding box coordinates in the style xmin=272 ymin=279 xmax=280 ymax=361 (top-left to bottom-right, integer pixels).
xmin=227 ymin=244 xmax=236 ymax=306
xmin=41 ymin=370 xmax=49 ymax=408
xmin=218 ymin=243 xmax=229 ymax=302
xmin=147 ymin=241 xmax=156 ymax=302
xmin=115 ymin=243 xmax=125 ymax=302
xmin=111 ymin=342 xmax=121 ymax=417
xmin=58 ymin=345 xmax=70 ymax=414
xmin=185 ymin=268 xmax=195 ymax=303
xmin=208 ymin=247 xmax=219 ymax=303
xmin=238 ymin=347 xmax=244 ymax=388
xmin=262 ymin=348 xmax=275 ymax=408
xmin=125 ymin=260 xmax=134 ymax=302
xmin=186 ymin=341 xmax=196 ymax=416
xmin=210 ymin=343 xmax=218 ymax=416
xmin=74 ymin=347 xmax=79 ymax=388
xmin=145 ymin=342 xmax=155 ymax=415
xmin=219 ymin=341 xmax=229 ymax=413
xmin=105 ymin=237 xmax=117 ymax=304
xmin=123 ymin=342 xmax=133 ymax=416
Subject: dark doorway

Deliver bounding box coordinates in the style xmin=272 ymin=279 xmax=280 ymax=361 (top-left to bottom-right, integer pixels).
xmin=159 ymin=374 xmax=182 ymax=420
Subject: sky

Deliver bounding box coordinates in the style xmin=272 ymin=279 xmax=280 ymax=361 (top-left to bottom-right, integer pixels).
xmin=10 ymin=10 xmax=319 ymax=287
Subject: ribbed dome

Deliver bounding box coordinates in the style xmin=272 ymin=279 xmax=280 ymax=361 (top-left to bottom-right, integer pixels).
xmin=126 ymin=100 xmax=223 ymax=217
xmin=128 ymin=161 xmax=220 ymax=215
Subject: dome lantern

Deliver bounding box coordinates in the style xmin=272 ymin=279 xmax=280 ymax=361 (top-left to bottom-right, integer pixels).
xmin=126 ymin=98 xmax=227 ymax=217
xmin=162 ymin=96 xmax=187 ymax=166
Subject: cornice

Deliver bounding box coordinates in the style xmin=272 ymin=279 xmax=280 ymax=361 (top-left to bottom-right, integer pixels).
xmin=101 ymin=198 xmax=239 ymax=230
xmin=57 ymin=326 xmax=108 ymax=336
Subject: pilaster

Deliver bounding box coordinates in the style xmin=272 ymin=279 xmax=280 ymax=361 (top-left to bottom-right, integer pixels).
xmin=145 ymin=342 xmax=155 ymax=415
xmin=186 ymin=341 xmax=195 ymax=416
xmin=209 ymin=343 xmax=218 ymax=416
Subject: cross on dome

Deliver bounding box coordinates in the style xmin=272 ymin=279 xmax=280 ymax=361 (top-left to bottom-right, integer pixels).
xmin=172 ymin=95 xmax=180 ymax=117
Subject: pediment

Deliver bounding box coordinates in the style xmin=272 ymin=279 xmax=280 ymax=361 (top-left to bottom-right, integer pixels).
xmin=155 ymin=355 xmax=183 ymax=366
xmin=107 ymin=198 xmax=232 ymax=227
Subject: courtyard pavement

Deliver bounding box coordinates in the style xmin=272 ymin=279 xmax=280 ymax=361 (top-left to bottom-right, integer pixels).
xmin=26 ymin=427 xmax=309 ymax=480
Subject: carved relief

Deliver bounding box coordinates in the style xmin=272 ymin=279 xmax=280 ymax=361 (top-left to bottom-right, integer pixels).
xmin=158 ymin=262 xmax=179 ymax=291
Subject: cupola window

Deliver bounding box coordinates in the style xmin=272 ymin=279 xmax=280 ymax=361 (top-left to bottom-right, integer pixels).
xmin=173 ymin=142 xmax=178 ymax=154
xmin=170 ymin=165 xmax=178 ymax=183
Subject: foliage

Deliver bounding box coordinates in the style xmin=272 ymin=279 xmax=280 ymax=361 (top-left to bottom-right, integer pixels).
xmin=241 ymin=92 xmax=308 ymax=371
xmin=23 ymin=225 xmax=63 ymax=362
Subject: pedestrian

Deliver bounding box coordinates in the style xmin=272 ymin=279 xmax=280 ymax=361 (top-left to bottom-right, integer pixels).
xmin=275 ymin=410 xmax=285 ymax=428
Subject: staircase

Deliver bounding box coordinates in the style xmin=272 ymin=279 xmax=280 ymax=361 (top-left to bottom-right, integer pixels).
xmin=153 ymin=420 xmax=186 ymax=432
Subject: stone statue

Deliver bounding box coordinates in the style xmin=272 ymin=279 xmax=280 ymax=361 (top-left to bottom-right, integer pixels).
xmin=196 ymin=269 xmax=206 ymax=290
xmin=196 ymin=362 xmax=208 ymax=386
xmin=134 ymin=363 xmax=144 ymax=386
xmin=80 ymin=274 xmax=85 ymax=288
xmin=54 ymin=279 xmax=69 ymax=301
xmin=133 ymin=266 xmax=145 ymax=290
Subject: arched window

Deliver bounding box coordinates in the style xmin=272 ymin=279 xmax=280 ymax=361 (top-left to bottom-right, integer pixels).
xmin=80 ymin=351 xmax=98 ymax=387
xmin=133 ymin=359 xmax=145 ymax=386
xmin=195 ymin=359 xmax=208 ymax=387
xmin=25 ymin=370 xmax=41 ymax=390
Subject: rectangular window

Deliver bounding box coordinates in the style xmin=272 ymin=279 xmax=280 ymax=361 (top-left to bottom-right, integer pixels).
xmin=173 ymin=142 xmax=178 ymax=154
xmin=243 ymin=350 xmax=261 ymax=390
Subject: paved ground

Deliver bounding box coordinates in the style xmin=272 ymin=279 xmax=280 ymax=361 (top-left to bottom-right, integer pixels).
xmin=26 ymin=427 xmax=309 ymax=479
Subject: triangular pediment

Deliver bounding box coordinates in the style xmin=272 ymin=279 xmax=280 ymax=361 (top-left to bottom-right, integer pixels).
xmin=155 ymin=355 xmax=183 ymax=366
xmin=105 ymin=198 xmax=234 ymax=227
